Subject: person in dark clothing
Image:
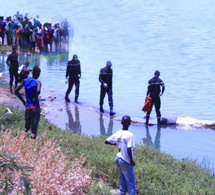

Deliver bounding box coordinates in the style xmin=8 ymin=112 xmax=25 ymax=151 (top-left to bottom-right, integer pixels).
xmin=25 ymin=25 xmax=31 ymax=51
xmin=65 ymin=54 xmax=81 ymax=103
xmin=48 ymin=24 xmax=54 ymax=52
xmin=43 ymin=25 xmax=49 ymax=53
xmin=6 ymin=45 xmax=19 ymax=93
xmin=6 ymin=21 xmax=13 ymax=45
xmin=0 ymin=16 xmax=6 ymax=45
xmin=99 ymin=61 xmax=115 ymax=115
xmin=145 ymin=70 xmax=165 ymax=125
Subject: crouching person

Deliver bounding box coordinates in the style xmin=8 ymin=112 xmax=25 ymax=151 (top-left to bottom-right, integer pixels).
xmin=15 ymin=66 xmax=41 ymax=139
xmin=105 ymin=115 xmax=136 ymax=195
xmin=18 ymin=61 xmax=31 ymax=82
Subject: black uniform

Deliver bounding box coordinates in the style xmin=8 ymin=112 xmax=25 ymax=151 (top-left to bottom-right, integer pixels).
xmin=65 ymin=59 xmax=81 ymax=100
xmin=99 ymin=67 xmax=113 ymax=107
xmin=147 ymin=76 xmax=164 ymax=118
xmin=6 ymin=52 xmax=19 ymax=87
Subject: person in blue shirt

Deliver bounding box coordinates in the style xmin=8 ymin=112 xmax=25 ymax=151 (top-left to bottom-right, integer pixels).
xmin=15 ymin=66 xmax=41 ymax=139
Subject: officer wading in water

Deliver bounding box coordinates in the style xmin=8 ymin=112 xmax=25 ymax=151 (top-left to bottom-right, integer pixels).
xmin=99 ymin=61 xmax=116 ymax=116
xmin=65 ymin=54 xmax=81 ymax=103
xmin=145 ymin=70 xmax=165 ymax=125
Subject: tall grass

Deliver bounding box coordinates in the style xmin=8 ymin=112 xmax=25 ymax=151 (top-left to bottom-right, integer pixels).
xmin=0 ymin=127 xmax=92 ymax=194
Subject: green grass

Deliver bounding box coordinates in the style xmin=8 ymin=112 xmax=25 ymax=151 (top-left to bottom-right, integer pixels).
xmin=0 ymin=45 xmax=12 ymax=53
xmin=1 ymin=105 xmax=215 ymax=194
xmin=0 ymin=80 xmax=8 ymax=89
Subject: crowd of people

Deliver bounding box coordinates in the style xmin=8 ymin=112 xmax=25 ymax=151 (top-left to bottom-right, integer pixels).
xmin=0 ymin=11 xmax=69 ymax=53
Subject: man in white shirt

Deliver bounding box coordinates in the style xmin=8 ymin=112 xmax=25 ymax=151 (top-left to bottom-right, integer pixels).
xmin=105 ymin=115 xmax=136 ymax=195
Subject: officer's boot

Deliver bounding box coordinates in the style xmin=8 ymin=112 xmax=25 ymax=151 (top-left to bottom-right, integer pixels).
xmin=100 ymin=105 xmax=104 ymax=113
xmin=65 ymin=93 xmax=70 ymax=102
xmin=110 ymin=106 xmax=116 ymax=116
xmin=157 ymin=117 xmax=161 ymax=125
xmin=145 ymin=116 xmax=149 ymax=125
xmin=74 ymin=95 xmax=78 ymax=103
xmin=10 ymin=86 xmax=12 ymax=93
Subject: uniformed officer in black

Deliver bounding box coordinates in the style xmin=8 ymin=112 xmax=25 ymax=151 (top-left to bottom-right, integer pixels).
xmin=6 ymin=45 xmax=19 ymax=93
xmin=145 ymin=70 xmax=165 ymax=125
xmin=99 ymin=61 xmax=115 ymax=115
xmin=65 ymin=54 xmax=81 ymax=103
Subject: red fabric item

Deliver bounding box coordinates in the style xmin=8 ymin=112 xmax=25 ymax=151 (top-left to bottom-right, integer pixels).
xmin=37 ymin=38 xmax=42 ymax=48
xmin=142 ymin=96 xmax=152 ymax=113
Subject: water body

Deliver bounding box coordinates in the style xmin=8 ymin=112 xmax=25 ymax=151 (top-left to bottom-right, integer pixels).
xmin=0 ymin=0 xmax=215 ymax=171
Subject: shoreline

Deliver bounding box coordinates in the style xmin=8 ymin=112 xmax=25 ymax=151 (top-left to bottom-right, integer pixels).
xmin=1 ymin=72 xmax=215 ymax=133
xmin=0 ymin=73 xmax=125 ymax=134
xmin=0 ymin=44 xmax=69 ymax=56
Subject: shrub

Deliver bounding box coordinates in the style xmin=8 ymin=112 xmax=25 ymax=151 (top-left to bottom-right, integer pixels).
xmin=0 ymin=128 xmax=92 ymax=194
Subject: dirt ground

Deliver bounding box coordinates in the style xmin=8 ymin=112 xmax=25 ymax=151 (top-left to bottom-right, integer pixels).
xmin=0 ymin=81 xmax=25 ymax=110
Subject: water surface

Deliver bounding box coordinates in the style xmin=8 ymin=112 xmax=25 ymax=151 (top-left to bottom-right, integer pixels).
xmin=0 ymin=0 xmax=215 ymax=171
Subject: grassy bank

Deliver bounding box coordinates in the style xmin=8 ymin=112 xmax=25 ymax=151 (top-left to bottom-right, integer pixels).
xmin=1 ymin=105 xmax=215 ymax=194
xmin=0 ymin=45 xmax=13 ymax=54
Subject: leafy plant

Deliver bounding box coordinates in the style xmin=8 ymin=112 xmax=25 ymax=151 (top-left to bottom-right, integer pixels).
xmin=0 ymin=153 xmax=34 ymax=195
xmin=86 ymin=182 xmax=112 ymax=195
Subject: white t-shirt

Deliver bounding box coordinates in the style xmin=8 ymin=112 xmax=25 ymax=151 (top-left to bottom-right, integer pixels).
xmin=18 ymin=64 xmax=25 ymax=74
xmin=37 ymin=28 xmax=43 ymax=39
xmin=106 ymin=130 xmax=135 ymax=164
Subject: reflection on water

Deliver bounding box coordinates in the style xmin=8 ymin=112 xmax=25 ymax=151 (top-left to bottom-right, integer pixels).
xmin=65 ymin=102 xmax=81 ymax=133
xmin=142 ymin=126 xmax=161 ymax=149
xmin=99 ymin=113 xmax=113 ymax=136
xmin=0 ymin=50 xmax=69 ymax=73
xmin=0 ymin=55 xmax=7 ymax=73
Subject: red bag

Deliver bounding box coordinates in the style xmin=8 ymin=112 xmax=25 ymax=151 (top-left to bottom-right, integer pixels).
xmin=142 ymin=96 xmax=152 ymax=113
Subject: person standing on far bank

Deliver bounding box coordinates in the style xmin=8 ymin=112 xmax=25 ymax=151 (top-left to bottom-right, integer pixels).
xmin=65 ymin=54 xmax=81 ymax=103
xmin=6 ymin=45 xmax=19 ymax=93
xmin=145 ymin=70 xmax=165 ymax=125
xmin=105 ymin=115 xmax=136 ymax=195
xmin=99 ymin=61 xmax=115 ymax=115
